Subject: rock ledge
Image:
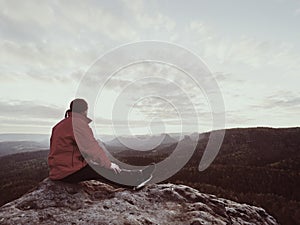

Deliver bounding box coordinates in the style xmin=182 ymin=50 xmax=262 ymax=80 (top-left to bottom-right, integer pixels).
xmin=0 ymin=178 xmax=278 ymax=225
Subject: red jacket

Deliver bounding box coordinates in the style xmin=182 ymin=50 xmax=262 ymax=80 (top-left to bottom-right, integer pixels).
xmin=48 ymin=112 xmax=111 ymax=180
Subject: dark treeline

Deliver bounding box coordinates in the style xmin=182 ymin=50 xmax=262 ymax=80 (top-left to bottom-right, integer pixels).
xmin=0 ymin=127 xmax=299 ymax=225
xmin=113 ymin=127 xmax=300 ymax=225
xmin=0 ymin=150 xmax=49 ymax=206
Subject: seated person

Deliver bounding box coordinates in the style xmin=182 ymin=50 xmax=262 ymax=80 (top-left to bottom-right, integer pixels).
xmin=48 ymin=98 xmax=154 ymax=189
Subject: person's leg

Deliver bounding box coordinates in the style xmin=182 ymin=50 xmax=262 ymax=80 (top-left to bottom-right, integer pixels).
xmin=97 ymin=166 xmax=143 ymax=187
xmin=60 ymin=164 xmax=143 ymax=188
xmin=93 ymin=163 xmax=156 ymax=189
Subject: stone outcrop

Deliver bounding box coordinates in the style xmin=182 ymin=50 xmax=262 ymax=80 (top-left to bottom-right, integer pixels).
xmin=0 ymin=178 xmax=278 ymax=225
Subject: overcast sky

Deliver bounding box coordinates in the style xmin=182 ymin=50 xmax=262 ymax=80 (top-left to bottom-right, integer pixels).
xmin=0 ymin=0 xmax=299 ymax=135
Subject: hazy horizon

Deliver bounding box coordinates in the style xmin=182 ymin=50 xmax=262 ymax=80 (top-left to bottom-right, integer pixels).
xmin=0 ymin=125 xmax=299 ymax=137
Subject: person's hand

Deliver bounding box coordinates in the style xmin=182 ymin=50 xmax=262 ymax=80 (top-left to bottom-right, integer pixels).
xmin=110 ymin=162 xmax=121 ymax=174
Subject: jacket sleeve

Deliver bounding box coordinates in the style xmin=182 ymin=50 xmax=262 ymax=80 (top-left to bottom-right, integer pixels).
xmin=73 ymin=119 xmax=111 ymax=168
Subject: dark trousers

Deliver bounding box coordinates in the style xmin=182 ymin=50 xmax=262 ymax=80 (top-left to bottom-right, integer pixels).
xmin=60 ymin=164 xmax=142 ymax=188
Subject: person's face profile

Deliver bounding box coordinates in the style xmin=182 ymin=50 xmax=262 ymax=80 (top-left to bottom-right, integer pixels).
xmin=83 ymin=109 xmax=88 ymax=116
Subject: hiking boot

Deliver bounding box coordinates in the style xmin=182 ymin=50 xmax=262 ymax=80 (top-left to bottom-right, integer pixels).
xmin=134 ymin=163 xmax=156 ymax=190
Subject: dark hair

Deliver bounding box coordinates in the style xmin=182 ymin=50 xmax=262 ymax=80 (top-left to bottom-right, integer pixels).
xmin=65 ymin=98 xmax=88 ymax=118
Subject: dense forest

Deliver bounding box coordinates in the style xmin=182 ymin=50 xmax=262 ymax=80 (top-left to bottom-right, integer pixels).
xmin=0 ymin=127 xmax=299 ymax=225
xmin=0 ymin=150 xmax=48 ymax=206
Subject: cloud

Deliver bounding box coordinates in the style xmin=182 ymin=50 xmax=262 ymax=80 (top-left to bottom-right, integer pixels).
xmin=249 ymin=90 xmax=300 ymax=110
xmin=270 ymin=97 xmax=300 ymax=108
xmin=0 ymin=99 xmax=64 ymax=119
xmin=0 ymin=0 xmax=138 ymax=42
xmin=0 ymin=117 xmax=54 ymax=126
xmin=212 ymin=72 xmax=245 ymax=83
xmin=189 ymin=21 xmax=215 ymax=42
xmin=262 ymin=96 xmax=300 ymax=109
xmin=185 ymin=20 xmax=300 ymax=73
xmin=0 ymin=0 xmax=140 ymax=84
xmin=121 ymin=0 xmax=176 ymax=32
xmin=97 ymin=74 xmax=210 ymax=121
xmin=0 ymin=99 xmax=66 ymax=133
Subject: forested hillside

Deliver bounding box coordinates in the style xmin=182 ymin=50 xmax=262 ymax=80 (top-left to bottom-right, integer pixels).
xmin=0 ymin=150 xmax=49 ymax=206
xmin=0 ymin=127 xmax=299 ymax=225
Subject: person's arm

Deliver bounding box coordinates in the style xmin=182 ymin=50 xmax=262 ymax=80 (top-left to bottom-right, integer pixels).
xmin=73 ymin=119 xmax=111 ymax=169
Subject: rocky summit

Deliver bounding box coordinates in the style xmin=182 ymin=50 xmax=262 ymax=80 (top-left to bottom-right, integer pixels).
xmin=0 ymin=178 xmax=278 ymax=225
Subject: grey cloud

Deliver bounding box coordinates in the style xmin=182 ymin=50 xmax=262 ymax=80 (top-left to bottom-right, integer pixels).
xmin=0 ymin=100 xmax=64 ymax=119
xmin=261 ymin=97 xmax=300 ymax=109
xmin=212 ymin=72 xmax=245 ymax=84
xmin=0 ymin=40 xmax=98 ymax=73
xmin=94 ymin=116 xmax=149 ymax=126
xmin=0 ymin=0 xmax=137 ymax=42
xmin=121 ymin=0 xmax=176 ymax=32
xmin=0 ymin=0 xmax=139 ymax=83
xmin=0 ymin=117 xmax=54 ymax=126
xmin=269 ymin=97 xmax=300 ymax=108
xmin=93 ymin=115 xmax=192 ymax=128
xmin=186 ymin=20 xmax=300 ymax=72
xmin=102 ymin=75 xmax=211 ymax=121
xmin=251 ymin=91 xmax=300 ymax=109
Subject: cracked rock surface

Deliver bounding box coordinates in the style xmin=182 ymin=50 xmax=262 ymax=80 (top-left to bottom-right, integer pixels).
xmin=0 ymin=178 xmax=279 ymax=225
